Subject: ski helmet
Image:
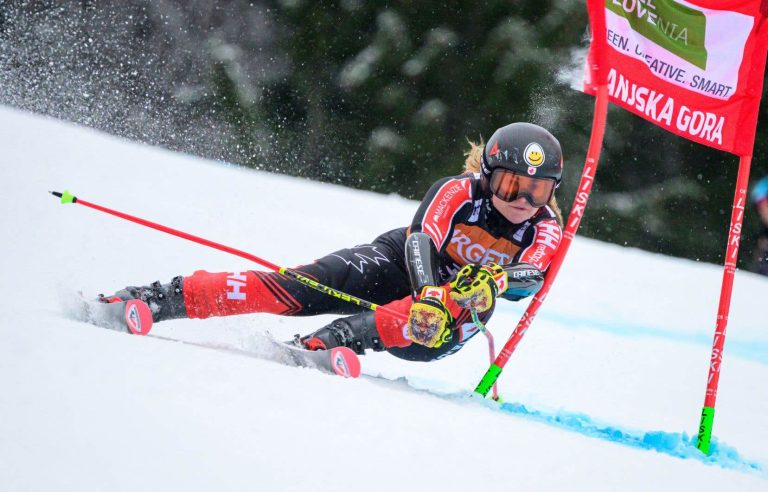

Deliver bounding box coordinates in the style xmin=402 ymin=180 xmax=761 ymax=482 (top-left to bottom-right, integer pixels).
xmin=481 ymin=122 xmax=563 ymax=184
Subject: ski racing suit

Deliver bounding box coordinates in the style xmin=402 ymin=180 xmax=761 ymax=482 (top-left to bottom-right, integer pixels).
xmin=124 ymin=173 xmax=563 ymax=361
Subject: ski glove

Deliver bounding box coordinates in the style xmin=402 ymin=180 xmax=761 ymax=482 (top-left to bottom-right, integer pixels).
xmin=449 ymin=263 xmax=508 ymax=313
xmin=408 ymin=286 xmax=453 ymax=348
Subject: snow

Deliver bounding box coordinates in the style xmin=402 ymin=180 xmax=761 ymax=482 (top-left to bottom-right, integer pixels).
xmin=1 ymin=106 xmax=767 ymax=491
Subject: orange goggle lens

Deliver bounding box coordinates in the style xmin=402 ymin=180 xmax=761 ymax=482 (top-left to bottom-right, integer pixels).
xmin=489 ymin=169 xmax=555 ymax=207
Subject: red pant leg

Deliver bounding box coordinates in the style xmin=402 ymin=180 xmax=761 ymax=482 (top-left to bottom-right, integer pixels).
xmin=182 ymin=270 xmax=303 ymax=319
xmin=373 ymin=296 xmax=411 ymax=348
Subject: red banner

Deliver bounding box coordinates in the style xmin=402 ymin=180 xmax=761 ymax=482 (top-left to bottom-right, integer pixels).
xmin=584 ymin=0 xmax=768 ymax=156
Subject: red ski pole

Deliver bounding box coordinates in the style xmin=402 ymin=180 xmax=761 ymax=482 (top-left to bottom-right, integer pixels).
xmin=50 ymin=190 xmax=409 ymax=321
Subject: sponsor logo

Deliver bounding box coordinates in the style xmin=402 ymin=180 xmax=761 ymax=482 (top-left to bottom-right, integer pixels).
xmin=535 ymin=221 xmax=561 ymax=249
xmin=525 ymin=221 xmax=561 ymax=269
xmin=226 ymin=272 xmax=247 ymax=300
xmin=726 ymin=196 xmax=746 ymax=268
xmin=604 ymin=1 xmax=752 ymax=105
xmin=567 ymin=163 xmax=596 ymax=231
xmin=332 ymin=350 xmax=352 ymax=377
xmin=409 ymin=238 xmax=428 ymax=284
xmin=524 ymin=142 xmax=545 ymax=167
xmin=606 ymin=0 xmax=707 ymax=69
xmin=488 ymin=142 xmax=500 ymax=157
xmin=487 ymin=141 xmax=516 ymax=165
xmin=509 ymin=267 xmax=539 ymax=279
xmin=126 ymin=303 xmax=141 ymax=333
xmin=431 ymin=183 xmax=465 ymax=223
xmin=607 ymin=69 xmax=724 ymax=144
xmin=450 ymin=229 xmax=513 ymax=265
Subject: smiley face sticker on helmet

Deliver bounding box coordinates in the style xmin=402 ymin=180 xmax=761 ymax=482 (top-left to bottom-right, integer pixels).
xmin=524 ymin=142 xmax=545 ymax=166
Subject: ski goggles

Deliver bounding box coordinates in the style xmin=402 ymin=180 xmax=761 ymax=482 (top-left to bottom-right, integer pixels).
xmin=488 ymin=169 xmax=556 ymax=208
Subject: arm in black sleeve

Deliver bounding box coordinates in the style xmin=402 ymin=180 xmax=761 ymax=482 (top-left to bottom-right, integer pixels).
xmin=405 ymin=175 xmax=475 ymax=299
xmin=404 ymin=232 xmax=440 ymax=299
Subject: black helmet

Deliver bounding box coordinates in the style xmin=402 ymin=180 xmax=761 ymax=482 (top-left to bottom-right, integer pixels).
xmin=481 ymin=122 xmax=563 ymax=184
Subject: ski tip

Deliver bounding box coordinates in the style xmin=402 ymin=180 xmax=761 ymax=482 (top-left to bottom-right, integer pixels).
xmin=124 ymin=299 xmax=153 ymax=336
xmin=328 ymin=347 xmax=361 ymax=378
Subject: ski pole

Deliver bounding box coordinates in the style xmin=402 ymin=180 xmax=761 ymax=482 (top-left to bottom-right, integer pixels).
xmin=50 ymin=190 xmax=409 ymax=321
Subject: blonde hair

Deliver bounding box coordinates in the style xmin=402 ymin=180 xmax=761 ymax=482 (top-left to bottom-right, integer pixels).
xmin=463 ymin=139 xmax=563 ymax=226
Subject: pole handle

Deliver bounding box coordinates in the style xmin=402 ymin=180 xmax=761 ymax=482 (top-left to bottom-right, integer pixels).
xmin=50 ymin=190 xmax=77 ymax=204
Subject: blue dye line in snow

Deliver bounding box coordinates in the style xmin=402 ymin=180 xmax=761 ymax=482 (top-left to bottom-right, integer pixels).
xmin=501 ymin=306 xmax=768 ymax=365
xmin=374 ymin=376 xmax=765 ymax=474
xmin=490 ymin=399 xmax=765 ymax=474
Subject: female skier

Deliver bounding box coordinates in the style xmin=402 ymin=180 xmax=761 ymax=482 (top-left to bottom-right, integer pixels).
xmin=101 ymin=122 xmax=565 ymax=361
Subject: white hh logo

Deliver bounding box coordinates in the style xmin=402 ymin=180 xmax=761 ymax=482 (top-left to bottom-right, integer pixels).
xmin=526 ymin=221 xmax=561 ymax=269
xmin=226 ymin=272 xmax=247 ymax=300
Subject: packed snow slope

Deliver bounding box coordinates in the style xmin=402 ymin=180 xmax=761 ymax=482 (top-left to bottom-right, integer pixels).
xmin=1 ymin=107 xmax=767 ymax=491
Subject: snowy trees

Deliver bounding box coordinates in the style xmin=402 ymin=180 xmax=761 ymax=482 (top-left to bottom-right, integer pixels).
xmin=1 ymin=0 xmax=766 ymax=269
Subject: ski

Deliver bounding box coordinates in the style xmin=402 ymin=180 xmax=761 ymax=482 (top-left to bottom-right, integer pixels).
xmin=82 ymin=297 xmax=153 ymax=335
xmin=262 ymin=332 xmax=361 ymax=378
xmin=79 ymin=298 xmax=361 ymax=378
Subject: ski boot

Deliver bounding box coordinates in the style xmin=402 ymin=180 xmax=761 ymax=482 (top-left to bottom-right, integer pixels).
xmin=99 ymin=276 xmax=188 ymax=323
xmin=296 ymin=312 xmax=386 ymax=355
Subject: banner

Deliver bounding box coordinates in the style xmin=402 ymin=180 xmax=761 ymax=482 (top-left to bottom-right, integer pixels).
xmin=584 ymin=0 xmax=768 ymax=156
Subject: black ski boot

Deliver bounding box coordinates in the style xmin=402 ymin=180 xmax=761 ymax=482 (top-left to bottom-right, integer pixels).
xmin=99 ymin=276 xmax=188 ymax=323
xmin=296 ymin=312 xmax=386 ymax=355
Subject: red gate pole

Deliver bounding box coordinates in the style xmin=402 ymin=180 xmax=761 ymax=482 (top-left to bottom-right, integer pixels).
xmin=696 ymin=154 xmax=753 ymax=455
xmin=474 ymin=0 xmax=610 ymax=396
xmin=474 ymin=84 xmax=609 ymax=396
